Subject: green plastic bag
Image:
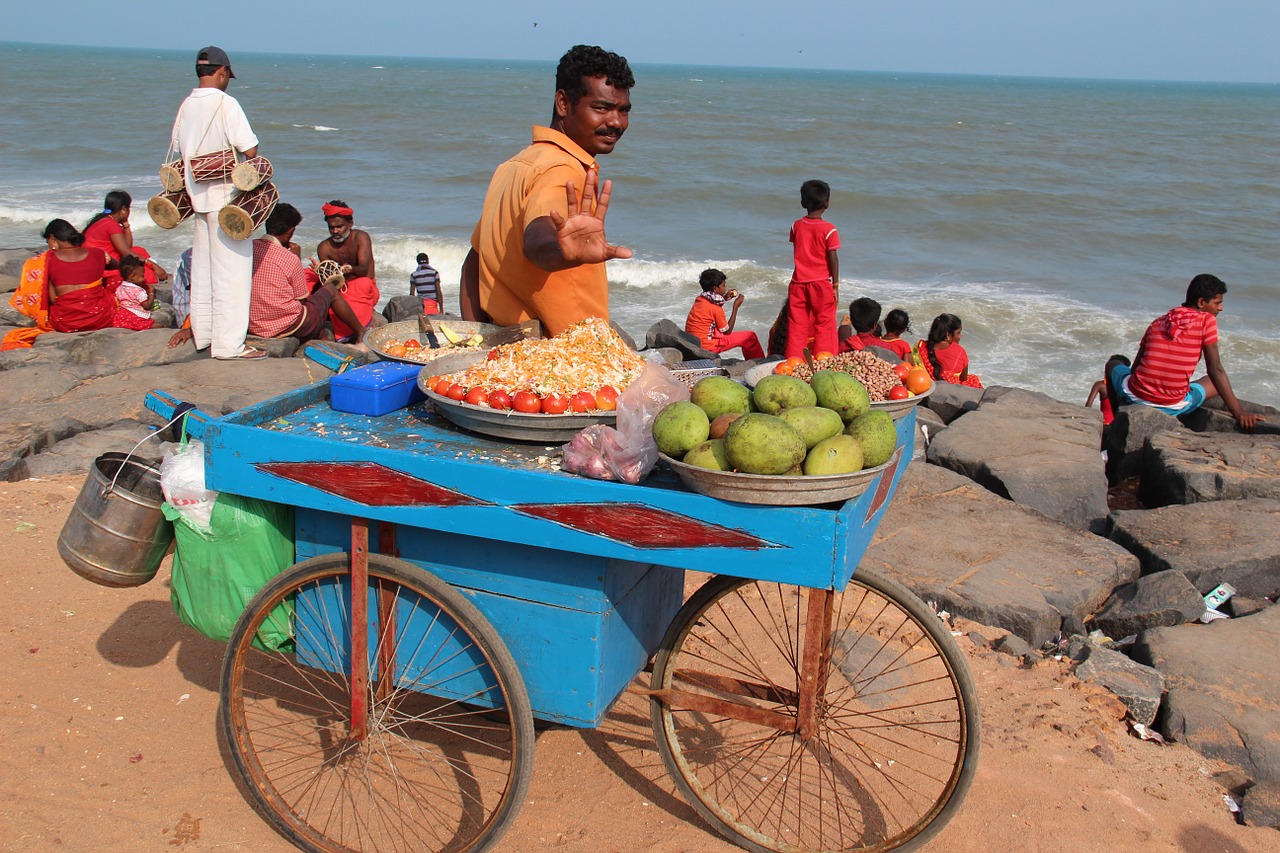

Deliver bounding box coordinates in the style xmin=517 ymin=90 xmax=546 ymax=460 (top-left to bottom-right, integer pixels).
xmin=164 ymin=493 xmax=295 ymax=650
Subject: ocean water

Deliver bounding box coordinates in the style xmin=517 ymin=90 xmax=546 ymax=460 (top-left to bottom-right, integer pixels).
xmin=2 ymin=41 xmax=1277 ymax=406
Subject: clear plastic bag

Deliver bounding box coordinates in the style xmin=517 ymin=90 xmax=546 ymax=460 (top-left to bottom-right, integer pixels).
xmin=561 ymin=362 xmax=691 ymax=484
xmin=159 ymin=439 xmax=218 ymax=532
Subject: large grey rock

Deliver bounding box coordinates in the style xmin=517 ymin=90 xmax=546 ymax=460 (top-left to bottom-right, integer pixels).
xmin=927 ymin=387 xmax=1109 ymax=531
xmin=1131 ymin=605 xmax=1280 ymax=781
xmin=1140 ymin=430 xmax=1280 ymax=506
xmin=1073 ymin=640 xmax=1165 ymax=726
xmin=862 ymin=462 xmax=1139 ymax=647
xmin=31 ymin=327 xmax=204 ymax=369
xmin=0 ymin=248 xmax=36 ymax=277
xmin=1090 ymin=571 xmax=1205 ymax=639
xmin=0 ymin=272 xmax=19 ymax=294
xmin=0 ymin=302 xmax=34 ymax=327
xmin=21 ymin=421 xmax=160 ymax=479
xmin=1241 ymin=779 xmax=1280 ymax=828
xmin=1104 ymin=405 xmax=1185 ymax=484
xmin=1107 ymin=499 xmax=1280 ymax=600
xmin=922 ymin=382 xmax=983 ymax=424
xmin=644 ymin=319 xmax=716 ymax=361
xmin=245 ymin=335 xmax=301 ymax=359
xmin=382 ymin=294 xmax=423 ymax=324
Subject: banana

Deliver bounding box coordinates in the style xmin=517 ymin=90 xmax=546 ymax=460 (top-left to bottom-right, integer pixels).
xmin=437 ymin=323 xmax=467 ymax=346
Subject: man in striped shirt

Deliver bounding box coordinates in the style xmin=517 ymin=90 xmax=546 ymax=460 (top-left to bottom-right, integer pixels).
xmin=410 ymin=252 xmax=442 ymax=313
xmin=1109 ymin=274 xmax=1262 ymax=431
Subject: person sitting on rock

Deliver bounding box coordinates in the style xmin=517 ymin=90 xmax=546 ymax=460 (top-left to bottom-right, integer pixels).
xmin=249 ymin=203 xmax=367 ymax=346
xmin=837 ymin=297 xmax=887 ymax=354
xmin=916 ymin=313 xmax=983 ymax=388
xmin=684 ymin=268 xmax=764 ymax=360
xmin=112 ymin=255 xmax=167 ymax=331
xmin=314 ymin=200 xmax=380 ymax=342
xmin=1107 ymin=274 xmax=1263 ymax=432
xmin=879 ymin=308 xmax=914 ymax=361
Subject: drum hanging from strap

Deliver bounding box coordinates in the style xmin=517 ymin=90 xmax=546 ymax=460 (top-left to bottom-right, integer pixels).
xmin=147 ymin=189 xmax=195 ymax=230
xmin=218 ymin=182 xmax=279 ymax=240
xmin=159 ymin=159 xmax=186 ymax=193
xmin=231 ymin=156 xmax=273 ymax=192
xmin=189 ymin=147 xmax=237 ymax=183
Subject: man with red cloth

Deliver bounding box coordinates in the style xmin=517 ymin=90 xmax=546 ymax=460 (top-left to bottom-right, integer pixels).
xmin=460 ymin=44 xmax=634 ymax=336
xmin=314 ymin=200 xmax=380 ymax=342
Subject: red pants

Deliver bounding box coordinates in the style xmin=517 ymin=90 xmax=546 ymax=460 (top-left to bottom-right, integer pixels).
xmin=707 ymin=330 xmax=765 ymax=360
xmin=785 ymin=279 xmax=837 ymax=357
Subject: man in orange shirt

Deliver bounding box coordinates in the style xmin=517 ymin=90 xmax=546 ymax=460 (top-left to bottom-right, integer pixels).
xmin=460 ymin=45 xmax=634 ymax=337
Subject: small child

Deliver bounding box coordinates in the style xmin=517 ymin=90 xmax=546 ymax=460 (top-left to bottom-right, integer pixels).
xmin=837 ymin=297 xmax=885 ymax=353
xmin=113 ymin=255 xmax=166 ymax=331
xmin=880 ymin=308 xmax=914 ymax=361
xmin=685 ymin=268 xmax=765 ymax=359
xmin=1087 ymin=354 xmax=1129 ymax=426
xmin=784 ymin=179 xmax=840 ymax=358
xmin=410 ymin=252 xmax=442 ymax=314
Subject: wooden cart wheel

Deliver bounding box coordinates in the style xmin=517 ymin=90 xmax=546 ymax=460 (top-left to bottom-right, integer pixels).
xmin=650 ymin=569 xmax=979 ymax=853
xmin=220 ymin=552 xmax=534 ymax=853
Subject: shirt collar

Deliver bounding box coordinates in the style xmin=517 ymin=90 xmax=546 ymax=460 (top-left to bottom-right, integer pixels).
xmin=531 ymin=126 xmax=597 ymax=170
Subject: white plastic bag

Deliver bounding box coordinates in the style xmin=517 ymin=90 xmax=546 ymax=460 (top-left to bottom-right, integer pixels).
xmin=159 ymin=439 xmax=218 ymax=532
xmin=561 ymin=362 xmax=691 ymax=484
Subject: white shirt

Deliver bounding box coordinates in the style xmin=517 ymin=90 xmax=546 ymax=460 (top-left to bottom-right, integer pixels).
xmin=171 ymin=88 xmax=259 ymax=213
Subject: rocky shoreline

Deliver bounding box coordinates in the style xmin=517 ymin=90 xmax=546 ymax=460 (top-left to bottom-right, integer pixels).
xmin=5 ymin=246 xmax=1280 ymax=832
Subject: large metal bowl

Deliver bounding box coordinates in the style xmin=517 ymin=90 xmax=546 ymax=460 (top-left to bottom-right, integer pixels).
xmin=870 ymin=385 xmax=932 ymax=420
xmin=659 ymin=450 xmax=897 ymax=506
xmin=422 ymin=388 xmax=617 ymax=443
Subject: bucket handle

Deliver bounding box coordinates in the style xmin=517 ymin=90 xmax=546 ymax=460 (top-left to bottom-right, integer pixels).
xmin=103 ymin=403 xmax=198 ymax=498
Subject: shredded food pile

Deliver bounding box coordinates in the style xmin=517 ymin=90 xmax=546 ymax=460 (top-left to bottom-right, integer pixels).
xmin=451 ymin=318 xmax=646 ymax=396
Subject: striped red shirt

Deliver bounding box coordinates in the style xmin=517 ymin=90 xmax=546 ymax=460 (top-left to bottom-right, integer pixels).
xmin=1128 ymin=307 xmax=1217 ymax=406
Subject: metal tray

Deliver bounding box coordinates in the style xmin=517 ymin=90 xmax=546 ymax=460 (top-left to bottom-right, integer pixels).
xmin=365 ymin=320 xmax=477 ymax=366
xmin=870 ymin=385 xmax=932 ymax=420
xmin=423 ymin=388 xmax=617 ymax=443
xmin=659 ymin=451 xmax=895 ymax=506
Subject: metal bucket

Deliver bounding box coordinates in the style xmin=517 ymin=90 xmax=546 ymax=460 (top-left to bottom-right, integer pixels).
xmin=57 ymin=452 xmax=174 ymax=588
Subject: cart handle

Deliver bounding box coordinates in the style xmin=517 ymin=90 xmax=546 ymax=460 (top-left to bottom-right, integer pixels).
xmin=145 ymin=390 xmax=211 ymax=440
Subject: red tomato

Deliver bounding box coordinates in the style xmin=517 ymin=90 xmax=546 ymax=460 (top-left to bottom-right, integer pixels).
xmin=813 ymin=351 xmax=835 ymax=361
xmin=433 ymin=377 xmax=453 ymax=396
xmin=570 ymin=391 xmax=596 ymax=413
xmin=464 ymin=386 xmax=488 ymax=406
xmin=595 ymin=386 xmax=619 ymax=411
xmin=513 ymin=391 xmax=542 ymax=413
xmin=892 ymin=362 xmax=912 ymax=381
xmin=773 ymin=361 xmax=795 ymax=375
xmin=404 ymin=339 xmax=420 ymax=349
xmin=905 ymin=368 xmax=932 ymax=395
xmin=446 ymin=383 xmax=467 ymax=401
xmin=541 ymin=393 xmax=570 ymax=415
xmin=888 ymin=385 xmax=910 ymax=400
xmin=487 ymin=389 xmax=513 ymax=410
xmin=487 ymin=348 xmax=500 ymax=361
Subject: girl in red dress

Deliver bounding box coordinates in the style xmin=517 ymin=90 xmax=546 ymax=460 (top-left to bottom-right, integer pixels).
xmin=916 ymin=313 xmax=983 ymax=389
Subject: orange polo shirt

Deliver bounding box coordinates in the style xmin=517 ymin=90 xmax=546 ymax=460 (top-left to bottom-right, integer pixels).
xmin=470 ymin=127 xmax=610 ymax=337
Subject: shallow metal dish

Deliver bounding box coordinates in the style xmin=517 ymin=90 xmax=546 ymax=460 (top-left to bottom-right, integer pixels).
xmin=423 ymin=389 xmax=617 ymax=443
xmin=365 ymin=320 xmax=480 ymax=366
xmin=869 ymin=385 xmax=932 ymax=420
xmin=659 ymin=450 xmax=896 ymax=506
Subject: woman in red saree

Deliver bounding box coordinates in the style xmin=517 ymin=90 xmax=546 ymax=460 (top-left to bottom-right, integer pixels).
xmin=82 ymin=191 xmax=159 ymax=286
xmin=41 ymin=219 xmax=123 ymax=333
xmin=916 ymin=313 xmax=984 ymax=389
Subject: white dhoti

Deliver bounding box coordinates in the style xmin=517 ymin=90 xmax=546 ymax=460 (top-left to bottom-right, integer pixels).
xmin=189 ymin=211 xmax=252 ymax=358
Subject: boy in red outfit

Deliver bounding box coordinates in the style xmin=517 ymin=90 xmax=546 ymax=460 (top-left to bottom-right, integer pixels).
xmin=685 ymin=268 xmax=764 ymax=359
xmin=784 ymin=180 xmax=840 ymax=357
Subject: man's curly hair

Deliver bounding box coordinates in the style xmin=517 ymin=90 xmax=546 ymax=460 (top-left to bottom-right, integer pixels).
xmin=555 ymin=45 xmax=634 ymax=103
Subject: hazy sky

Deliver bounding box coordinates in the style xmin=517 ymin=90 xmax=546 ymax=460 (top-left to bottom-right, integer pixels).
xmin=5 ymin=0 xmax=1278 ymax=83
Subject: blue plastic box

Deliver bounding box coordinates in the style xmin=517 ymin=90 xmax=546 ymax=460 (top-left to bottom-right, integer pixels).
xmin=329 ymin=361 xmax=426 ymax=416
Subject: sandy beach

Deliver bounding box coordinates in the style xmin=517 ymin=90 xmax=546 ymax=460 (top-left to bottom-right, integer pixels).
xmin=4 ymin=473 xmax=1277 ymax=853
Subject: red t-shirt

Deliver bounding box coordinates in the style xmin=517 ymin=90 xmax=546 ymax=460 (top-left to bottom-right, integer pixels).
xmin=790 ymin=216 xmax=840 ymax=282
xmin=1128 ymin=307 xmax=1217 ymax=406
xmin=881 ymin=337 xmax=913 ymax=360
xmin=83 ymin=218 xmax=124 ymax=258
xmin=685 ymin=294 xmax=728 ymax=345
xmin=838 ymin=331 xmax=885 ymax=353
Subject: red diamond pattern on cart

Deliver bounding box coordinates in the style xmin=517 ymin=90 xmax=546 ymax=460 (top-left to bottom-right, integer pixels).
xmin=510 ymin=503 xmax=779 ymax=550
xmin=258 ymin=462 xmax=490 ymax=507
xmin=864 ymin=447 xmax=904 ymax=525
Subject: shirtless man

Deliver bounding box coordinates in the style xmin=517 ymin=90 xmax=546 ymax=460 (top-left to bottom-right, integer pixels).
xmin=315 ymin=200 xmax=380 ymax=341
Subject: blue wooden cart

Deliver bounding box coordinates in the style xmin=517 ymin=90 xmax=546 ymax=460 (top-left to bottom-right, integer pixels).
xmin=147 ymin=381 xmax=978 ymax=853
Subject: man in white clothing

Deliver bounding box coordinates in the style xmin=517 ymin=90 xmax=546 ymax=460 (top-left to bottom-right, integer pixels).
xmin=171 ymin=45 xmax=264 ymax=359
